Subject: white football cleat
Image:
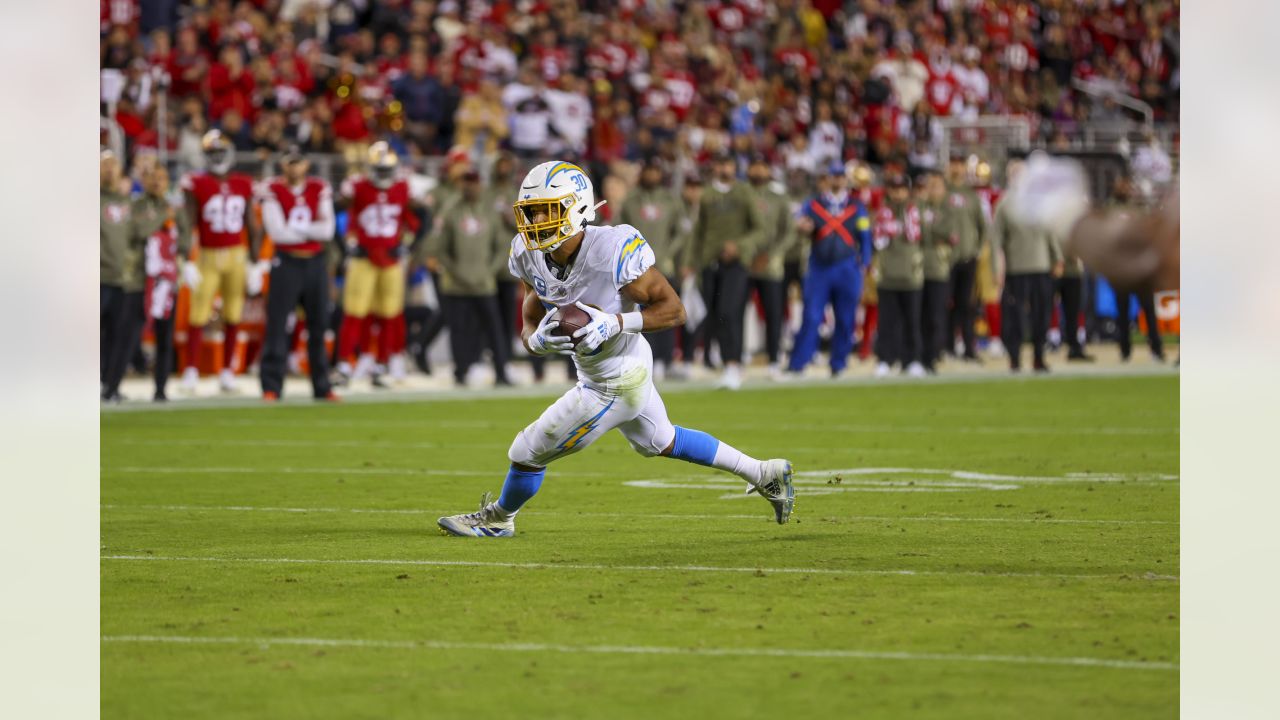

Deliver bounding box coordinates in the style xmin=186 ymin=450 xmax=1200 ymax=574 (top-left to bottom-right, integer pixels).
xmin=180 ymin=366 xmax=200 ymax=394
xmin=718 ymin=364 xmax=742 ymax=391
xmin=388 ymin=354 xmax=408 ymax=382
xmin=906 ymin=361 xmax=926 ymax=378
xmin=352 ymin=353 xmax=376 ymax=381
xmin=437 ymin=492 xmax=516 ymax=537
xmin=747 ymin=459 xmax=796 ymax=524
xmin=874 ymin=362 xmax=892 ymax=378
xmin=218 ymin=368 xmax=238 ymax=393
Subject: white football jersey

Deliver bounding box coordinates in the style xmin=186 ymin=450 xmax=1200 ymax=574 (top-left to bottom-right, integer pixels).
xmin=508 ymin=223 xmax=657 ymax=386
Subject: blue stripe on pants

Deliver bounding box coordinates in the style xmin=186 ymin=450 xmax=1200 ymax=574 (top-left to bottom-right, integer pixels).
xmin=788 ymin=256 xmax=863 ymax=373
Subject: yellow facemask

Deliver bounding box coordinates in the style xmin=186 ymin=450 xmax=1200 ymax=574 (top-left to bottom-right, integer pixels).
xmin=513 ymin=193 xmax=578 ymax=251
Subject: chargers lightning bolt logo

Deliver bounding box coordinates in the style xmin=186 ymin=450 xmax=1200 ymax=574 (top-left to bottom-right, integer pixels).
xmin=557 ymin=398 xmax=617 ymax=453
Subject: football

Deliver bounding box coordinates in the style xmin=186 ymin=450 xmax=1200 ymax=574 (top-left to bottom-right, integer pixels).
xmin=552 ymin=304 xmax=593 ymax=344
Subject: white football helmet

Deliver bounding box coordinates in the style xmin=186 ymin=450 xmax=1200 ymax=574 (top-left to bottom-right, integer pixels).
xmin=513 ymin=160 xmax=605 ymax=252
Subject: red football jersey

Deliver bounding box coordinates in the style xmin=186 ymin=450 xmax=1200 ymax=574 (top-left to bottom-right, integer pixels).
xmin=264 ymin=176 xmax=331 ymax=256
xmin=342 ymin=177 xmax=412 ymax=268
xmin=181 ymin=172 xmax=254 ymax=249
xmin=856 ymin=187 xmax=885 ymax=212
xmin=975 ymin=187 xmax=1002 ymax=224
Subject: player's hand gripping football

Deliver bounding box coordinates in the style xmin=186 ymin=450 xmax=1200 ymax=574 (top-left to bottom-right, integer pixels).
xmin=527 ymin=308 xmax=574 ymax=356
xmin=571 ymin=301 xmax=621 ymax=356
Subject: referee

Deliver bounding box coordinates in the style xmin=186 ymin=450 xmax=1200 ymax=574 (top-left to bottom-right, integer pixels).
xmin=258 ymin=146 xmax=338 ymax=401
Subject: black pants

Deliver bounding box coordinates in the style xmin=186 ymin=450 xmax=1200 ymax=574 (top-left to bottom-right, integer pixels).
xmin=783 ymin=259 xmax=804 ymax=297
xmin=1115 ymin=290 xmax=1165 ymax=360
xmin=877 ymin=288 xmax=922 ymax=368
xmin=443 ymin=294 xmax=509 ymax=383
xmin=700 ymin=261 xmax=750 ymax=366
xmin=152 ymin=312 xmax=175 ymax=398
xmin=102 ymin=290 xmax=144 ymax=397
xmin=948 ymin=258 xmax=978 ymax=358
xmin=751 ymin=276 xmax=785 ymax=364
xmin=922 ymin=279 xmax=951 ymax=369
xmin=645 ymin=274 xmax=679 ymax=367
xmin=260 ymin=254 xmax=332 ymax=398
xmin=1057 ymin=275 xmax=1084 ymax=355
xmin=101 ymin=283 xmax=125 ymax=383
xmin=1002 ymin=273 xmax=1052 ymax=369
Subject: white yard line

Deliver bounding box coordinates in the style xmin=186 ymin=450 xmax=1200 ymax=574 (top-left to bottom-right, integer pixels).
xmin=108 ymin=415 xmax=1175 ymax=435
xmin=101 ymin=554 xmax=1178 ymax=582
xmin=100 ymin=503 xmax=1177 ymax=526
xmin=99 ymin=634 xmax=1177 ymax=671
xmin=103 ymin=466 xmax=610 ymax=478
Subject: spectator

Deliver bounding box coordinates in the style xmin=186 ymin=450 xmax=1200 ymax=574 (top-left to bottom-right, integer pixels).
xmin=207 ymin=44 xmax=255 ymax=122
xmin=393 ymin=51 xmax=444 ymax=152
xmin=454 ymin=78 xmax=509 ymax=162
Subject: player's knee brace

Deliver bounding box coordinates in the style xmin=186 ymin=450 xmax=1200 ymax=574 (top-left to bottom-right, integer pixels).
xmin=627 ymin=438 xmax=664 ymax=458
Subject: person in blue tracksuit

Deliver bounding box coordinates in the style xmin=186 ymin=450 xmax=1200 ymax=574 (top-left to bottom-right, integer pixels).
xmin=786 ymin=163 xmax=874 ymax=377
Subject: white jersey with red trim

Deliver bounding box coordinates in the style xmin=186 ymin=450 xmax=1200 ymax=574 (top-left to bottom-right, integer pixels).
xmin=508 ymin=223 xmax=656 ymax=386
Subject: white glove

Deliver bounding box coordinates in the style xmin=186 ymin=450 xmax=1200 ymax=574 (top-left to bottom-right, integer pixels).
xmin=245 ymin=259 xmax=270 ymax=296
xmin=182 ymin=261 xmax=202 ymax=290
xmin=526 ymin=308 xmax=574 ymax=356
xmin=571 ymin=301 xmax=620 ymax=356
xmin=1006 ymin=151 xmax=1091 ymax=240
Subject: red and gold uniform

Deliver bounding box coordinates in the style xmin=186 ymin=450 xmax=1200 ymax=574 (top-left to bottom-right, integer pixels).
xmin=336 ymin=174 xmax=418 ymax=369
xmin=180 ymin=171 xmax=254 ymax=326
xmin=340 ymin=175 xmax=413 ymax=318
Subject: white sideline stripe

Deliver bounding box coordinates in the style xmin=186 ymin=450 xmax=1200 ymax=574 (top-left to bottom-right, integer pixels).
xmin=101 ymin=555 xmax=1178 ymax=582
xmin=103 ymin=466 xmax=609 ymax=478
xmin=100 ymin=504 xmax=1177 ymax=526
xmin=102 ymin=466 xmax=1178 ymax=485
xmin=99 ymin=634 xmax=1177 ymax=671
xmin=110 ymin=438 xmax=915 ymax=455
xmin=117 ymin=416 xmax=1176 ymax=435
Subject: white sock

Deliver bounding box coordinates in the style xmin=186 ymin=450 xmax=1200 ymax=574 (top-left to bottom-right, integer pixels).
xmin=712 ymin=442 xmax=763 ymax=486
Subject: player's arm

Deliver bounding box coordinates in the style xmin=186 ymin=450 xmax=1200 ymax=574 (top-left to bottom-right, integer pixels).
xmin=260 ymin=192 xmax=305 ymax=245
xmin=307 ymin=186 xmax=336 ymax=241
xmin=180 ymin=188 xmax=197 ymax=256
xmin=619 ymin=267 xmax=686 ymax=332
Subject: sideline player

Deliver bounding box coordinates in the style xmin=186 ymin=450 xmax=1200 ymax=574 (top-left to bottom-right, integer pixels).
xmin=178 ymin=130 xmax=263 ymax=393
xmin=334 ymin=142 xmax=418 ymax=385
xmin=437 ymin=161 xmax=795 ymax=537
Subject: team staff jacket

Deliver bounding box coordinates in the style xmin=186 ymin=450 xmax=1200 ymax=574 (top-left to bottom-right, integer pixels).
xmin=618 ymin=187 xmax=687 ymax=278
xmin=874 ymin=200 xmax=925 ymax=291
xmin=799 ymin=191 xmax=873 ymax=268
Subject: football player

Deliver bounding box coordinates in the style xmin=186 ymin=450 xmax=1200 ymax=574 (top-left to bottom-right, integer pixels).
xmin=437 ymin=161 xmax=795 ymax=538
xmin=257 ymin=146 xmax=338 ymax=401
xmin=334 ymin=142 xmax=419 ymax=386
xmin=178 ymin=130 xmax=264 ymax=393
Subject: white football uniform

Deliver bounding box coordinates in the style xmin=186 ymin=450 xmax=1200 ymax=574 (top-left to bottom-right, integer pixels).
xmin=506 ymin=223 xmax=677 ymax=468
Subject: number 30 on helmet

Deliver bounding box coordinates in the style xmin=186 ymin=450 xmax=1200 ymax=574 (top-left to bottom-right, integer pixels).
xmin=513 ymin=160 xmax=606 ymax=252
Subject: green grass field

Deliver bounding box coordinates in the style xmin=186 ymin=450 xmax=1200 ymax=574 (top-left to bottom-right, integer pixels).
xmin=101 ymin=374 xmax=1179 ymax=719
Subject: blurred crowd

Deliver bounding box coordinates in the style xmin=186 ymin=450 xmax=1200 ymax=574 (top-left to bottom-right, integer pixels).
xmin=100 ymin=0 xmax=1179 ymax=402
xmin=102 ymin=0 xmax=1179 ymax=179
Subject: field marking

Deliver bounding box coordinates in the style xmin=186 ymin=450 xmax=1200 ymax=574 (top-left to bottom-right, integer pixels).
xmin=109 ymin=415 xmax=1176 ymax=436
xmin=101 ymin=465 xmax=1178 ymax=487
xmin=108 ymin=437 xmax=918 ymax=455
xmin=99 ymin=634 xmax=1177 ymax=672
xmin=101 ymin=503 xmax=1176 ymax=526
xmin=101 ymin=555 xmax=1178 ymax=582
xmin=102 ymin=466 xmax=610 ymax=478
